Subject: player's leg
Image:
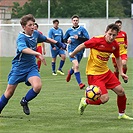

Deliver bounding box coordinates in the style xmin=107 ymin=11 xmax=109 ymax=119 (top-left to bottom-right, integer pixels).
xmin=121 ymin=54 xmax=128 ymax=83
xmin=57 ymin=50 xmax=66 ymax=75
xmin=36 ymin=46 xmax=42 ymax=72
xmin=20 ymin=76 xmax=42 ymax=115
xmin=20 ymin=68 xmax=42 ymax=115
xmin=51 ymin=49 xmax=58 ymax=75
xmin=113 ymin=85 xmax=133 ymax=120
xmin=78 ymin=74 xmax=109 ymax=115
xmin=66 ymin=55 xmax=74 ymax=82
xmin=52 ymin=57 xmax=57 ymax=75
xmin=79 ymin=93 xmax=108 ymax=115
xmin=112 ymin=57 xmax=119 ymax=79
xmin=66 ymin=68 xmax=74 ymax=82
xmin=104 ymin=70 xmax=132 ymax=120
xmin=72 ymin=58 xmax=85 ymax=89
xmin=0 ymin=84 xmax=17 ymax=113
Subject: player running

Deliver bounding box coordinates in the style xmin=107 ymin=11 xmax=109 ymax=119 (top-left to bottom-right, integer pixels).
xmin=64 ymin=15 xmax=89 ymax=89
xmin=112 ymin=20 xmax=128 ymax=83
xmin=48 ymin=19 xmax=66 ymax=75
xmin=0 ymin=14 xmax=66 ymax=115
xmin=70 ymin=23 xmax=133 ymax=120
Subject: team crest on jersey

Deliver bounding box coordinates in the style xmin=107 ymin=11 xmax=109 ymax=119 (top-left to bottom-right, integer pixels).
xmin=99 ymin=45 xmax=105 ymax=48
xmin=78 ymin=31 xmax=81 ymax=35
xmin=122 ymin=34 xmax=125 ymax=37
xmin=112 ymin=46 xmax=116 ymax=50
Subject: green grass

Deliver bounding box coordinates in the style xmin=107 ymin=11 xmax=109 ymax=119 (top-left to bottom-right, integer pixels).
xmin=0 ymin=57 xmax=133 ymax=133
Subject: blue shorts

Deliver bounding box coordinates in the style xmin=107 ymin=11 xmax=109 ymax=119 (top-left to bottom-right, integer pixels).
xmin=69 ymin=54 xmax=83 ymax=63
xmin=8 ymin=65 xmax=40 ymax=86
xmin=68 ymin=46 xmax=83 ymax=63
xmin=51 ymin=48 xmax=65 ymax=58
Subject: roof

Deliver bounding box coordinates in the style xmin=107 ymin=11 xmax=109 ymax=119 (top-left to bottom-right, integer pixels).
xmin=0 ymin=0 xmax=29 ymax=7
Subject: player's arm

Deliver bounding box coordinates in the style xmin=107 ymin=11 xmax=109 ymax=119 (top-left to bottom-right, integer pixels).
xmin=70 ymin=43 xmax=86 ymax=57
xmin=124 ymin=32 xmax=128 ymax=49
xmin=63 ymin=30 xmax=70 ymax=43
xmin=38 ymin=33 xmax=67 ymax=50
xmin=22 ymin=48 xmax=46 ymax=65
xmin=42 ymin=42 xmax=46 ymax=55
xmin=115 ymin=57 xmax=128 ymax=80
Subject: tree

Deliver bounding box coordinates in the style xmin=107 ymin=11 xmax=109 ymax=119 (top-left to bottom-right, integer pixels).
xmin=11 ymin=0 xmax=132 ymax=18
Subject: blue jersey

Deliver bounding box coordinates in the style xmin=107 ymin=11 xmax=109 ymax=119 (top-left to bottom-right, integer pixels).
xmin=12 ymin=30 xmax=47 ymax=69
xmin=64 ymin=26 xmax=89 ymax=54
xmin=48 ymin=27 xmax=63 ymax=49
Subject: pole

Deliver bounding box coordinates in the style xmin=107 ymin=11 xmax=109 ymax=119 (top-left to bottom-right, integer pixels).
xmin=48 ymin=0 xmax=50 ymax=24
xmin=106 ymin=0 xmax=109 ymax=25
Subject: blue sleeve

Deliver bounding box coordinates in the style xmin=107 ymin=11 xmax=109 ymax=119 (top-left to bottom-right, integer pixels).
xmin=37 ymin=32 xmax=47 ymax=43
xmin=82 ymin=27 xmax=90 ymax=39
xmin=61 ymin=29 xmax=64 ymax=42
xmin=17 ymin=36 xmax=28 ymax=52
xmin=63 ymin=30 xmax=70 ymax=42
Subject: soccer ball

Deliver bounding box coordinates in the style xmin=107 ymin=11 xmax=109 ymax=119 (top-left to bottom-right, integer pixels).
xmin=85 ymin=85 xmax=101 ymax=101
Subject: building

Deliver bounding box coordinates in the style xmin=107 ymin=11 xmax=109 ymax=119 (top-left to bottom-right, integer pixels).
xmin=0 ymin=0 xmax=29 ymax=19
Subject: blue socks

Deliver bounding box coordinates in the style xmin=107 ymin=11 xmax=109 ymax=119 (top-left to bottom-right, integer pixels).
xmin=0 ymin=94 xmax=9 ymax=112
xmin=58 ymin=60 xmax=65 ymax=71
xmin=70 ymin=68 xmax=74 ymax=75
xmin=52 ymin=60 xmax=65 ymax=72
xmin=74 ymin=72 xmax=81 ymax=84
xmin=52 ymin=62 xmax=56 ymax=72
xmin=25 ymin=88 xmax=38 ymax=102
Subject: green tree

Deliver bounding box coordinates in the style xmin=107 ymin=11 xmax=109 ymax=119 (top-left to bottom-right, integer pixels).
xmin=121 ymin=0 xmax=133 ymax=17
xmin=109 ymin=0 xmax=125 ymax=17
xmin=11 ymin=0 xmax=131 ymax=18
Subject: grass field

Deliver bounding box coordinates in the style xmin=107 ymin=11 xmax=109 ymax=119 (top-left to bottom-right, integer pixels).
xmin=0 ymin=57 xmax=133 ymax=133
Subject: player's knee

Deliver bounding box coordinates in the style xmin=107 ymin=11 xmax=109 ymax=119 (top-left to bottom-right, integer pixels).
xmin=73 ymin=64 xmax=79 ymax=70
xmin=5 ymin=88 xmax=15 ymax=99
xmin=100 ymin=94 xmax=109 ymax=104
xmin=123 ymin=64 xmax=127 ymax=68
xmin=117 ymin=89 xmax=125 ymax=96
xmin=61 ymin=55 xmax=66 ymax=60
xmin=33 ymin=83 xmax=42 ymax=93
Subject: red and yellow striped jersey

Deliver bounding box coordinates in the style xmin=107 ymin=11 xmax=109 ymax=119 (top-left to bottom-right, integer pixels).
xmin=84 ymin=36 xmax=119 ymax=75
xmin=112 ymin=30 xmax=127 ymax=57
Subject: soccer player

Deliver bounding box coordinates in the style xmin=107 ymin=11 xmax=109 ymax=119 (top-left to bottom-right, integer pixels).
xmin=48 ymin=19 xmax=66 ymax=76
xmin=34 ymin=22 xmax=46 ymax=72
xmin=112 ymin=20 xmax=128 ymax=83
xmin=0 ymin=14 xmax=66 ymax=115
xmin=64 ymin=15 xmax=89 ymax=89
xmin=70 ymin=23 xmax=133 ymax=120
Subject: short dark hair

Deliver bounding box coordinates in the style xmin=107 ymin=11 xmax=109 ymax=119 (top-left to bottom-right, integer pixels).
xmin=115 ymin=20 xmax=122 ymax=24
xmin=53 ymin=19 xmax=59 ymax=24
xmin=106 ymin=23 xmax=119 ymax=33
xmin=71 ymin=15 xmax=79 ymax=20
xmin=20 ymin=14 xmax=35 ymax=26
xmin=34 ymin=22 xmax=39 ymax=28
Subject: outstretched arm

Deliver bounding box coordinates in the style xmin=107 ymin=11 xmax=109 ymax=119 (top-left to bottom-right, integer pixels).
xmin=69 ymin=43 xmax=86 ymax=57
xmin=22 ymin=48 xmax=47 ymax=65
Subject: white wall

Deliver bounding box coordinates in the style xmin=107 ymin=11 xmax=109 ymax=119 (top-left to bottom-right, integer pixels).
xmin=0 ymin=18 xmax=132 ymax=57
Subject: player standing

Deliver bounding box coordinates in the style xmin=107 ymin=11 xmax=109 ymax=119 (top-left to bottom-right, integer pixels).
xmin=48 ymin=19 xmax=66 ymax=75
xmin=64 ymin=15 xmax=89 ymax=89
xmin=112 ymin=20 xmax=128 ymax=83
xmin=34 ymin=22 xmax=46 ymax=72
xmin=0 ymin=14 xmax=66 ymax=115
xmin=70 ymin=23 xmax=133 ymax=120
